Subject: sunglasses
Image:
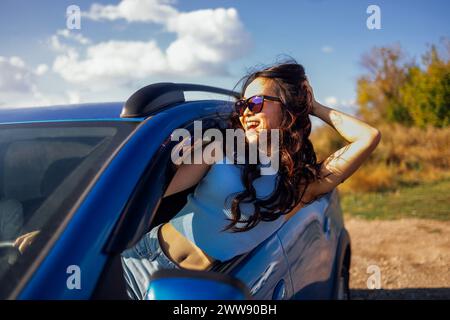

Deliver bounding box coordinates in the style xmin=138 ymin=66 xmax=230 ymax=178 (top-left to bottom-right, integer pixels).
xmin=234 ymin=95 xmax=282 ymax=116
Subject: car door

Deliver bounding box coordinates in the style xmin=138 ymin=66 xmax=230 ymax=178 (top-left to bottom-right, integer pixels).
xmin=93 ymin=101 xmax=238 ymax=298
xmin=96 ymin=106 xmax=294 ymax=300
xmin=276 ymin=192 xmax=335 ymax=299
xmin=224 ymin=231 xmax=293 ymax=300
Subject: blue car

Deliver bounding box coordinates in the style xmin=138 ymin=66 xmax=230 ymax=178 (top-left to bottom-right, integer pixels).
xmin=0 ymin=83 xmax=351 ymax=300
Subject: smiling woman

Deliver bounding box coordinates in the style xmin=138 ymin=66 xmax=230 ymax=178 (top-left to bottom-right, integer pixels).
xmin=225 ymin=61 xmax=331 ymax=228
xmin=122 ymin=58 xmax=381 ymax=300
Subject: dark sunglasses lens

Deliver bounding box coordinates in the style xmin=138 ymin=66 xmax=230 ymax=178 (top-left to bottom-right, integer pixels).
xmin=235 ymin=100 xmax=246 ymax=115
xmin=251 ymin=96 xmax=264 ymax=104
xmin=235 ymin=96 xmax=265 ymax=115
xmin=249 ymin=96 xmax=264 ymax=113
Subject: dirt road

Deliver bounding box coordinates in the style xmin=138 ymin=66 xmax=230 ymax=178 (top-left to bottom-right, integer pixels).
xmin=345 ymin=218 xmax=450 ymax=299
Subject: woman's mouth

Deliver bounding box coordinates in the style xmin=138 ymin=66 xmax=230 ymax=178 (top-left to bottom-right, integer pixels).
xmin=245 ymin=120 xmax=260 ymax=130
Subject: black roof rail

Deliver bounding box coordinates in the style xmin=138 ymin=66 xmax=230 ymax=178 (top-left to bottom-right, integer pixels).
xmin=120 ymin=82 xmax=241 ymax=118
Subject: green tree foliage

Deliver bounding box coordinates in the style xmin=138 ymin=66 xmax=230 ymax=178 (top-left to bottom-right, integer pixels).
xmin=356 ymin=39 xmax=450 ymax=128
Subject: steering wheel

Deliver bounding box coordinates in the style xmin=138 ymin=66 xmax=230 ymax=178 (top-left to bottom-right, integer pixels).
xmin=0 ymin=241 xmax=21 ymax=265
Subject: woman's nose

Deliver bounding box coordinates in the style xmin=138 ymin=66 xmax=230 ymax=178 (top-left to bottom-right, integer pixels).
xmin=243 ymin=107 xmax=254 ymax=117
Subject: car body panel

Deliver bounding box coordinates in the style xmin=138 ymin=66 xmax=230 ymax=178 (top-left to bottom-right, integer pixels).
xmin=0 ymin=102 xmax=138 ymax=124
xmin=277 ymin=190 xmax=339 ymax=299
xmin=228 ymin=232 xmax=293 ymax=300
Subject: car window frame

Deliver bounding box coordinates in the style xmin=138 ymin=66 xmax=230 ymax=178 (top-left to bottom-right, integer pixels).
xmin=92 ymin=115 xmax=229 ymax=299
xmin=103 ymin=115 xmax=228 ymax=254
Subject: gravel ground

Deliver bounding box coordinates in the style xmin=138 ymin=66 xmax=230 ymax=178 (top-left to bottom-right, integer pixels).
xmin=345 ymin=218 xmax=450 ymax=299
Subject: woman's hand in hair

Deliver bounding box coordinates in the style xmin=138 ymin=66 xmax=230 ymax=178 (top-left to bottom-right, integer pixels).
xmin=303 ymin=77 xmax=318 ymax=115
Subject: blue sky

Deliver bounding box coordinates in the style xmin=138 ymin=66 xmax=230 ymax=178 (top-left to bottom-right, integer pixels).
xmin=0 ymin=0 xmax=448 ymax=119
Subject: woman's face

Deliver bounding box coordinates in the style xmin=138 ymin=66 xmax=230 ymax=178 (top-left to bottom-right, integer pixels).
xmin=239 ymin=78 xmax=283 ymax=143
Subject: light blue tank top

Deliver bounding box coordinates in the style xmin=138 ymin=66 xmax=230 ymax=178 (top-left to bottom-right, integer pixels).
xmin=169 ymin=160 xmax=285 ymax=261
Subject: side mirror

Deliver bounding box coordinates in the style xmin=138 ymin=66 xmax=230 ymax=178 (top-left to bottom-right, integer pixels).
xmin=145 ymin=269 xmax=252 ymax=300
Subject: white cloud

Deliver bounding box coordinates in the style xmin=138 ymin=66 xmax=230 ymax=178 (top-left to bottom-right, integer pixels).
xmin=324 ymin=96 xmax=338 ymax=106
xmin=341 ymin=99 xmax=356 ymax=107
xmin=67 ymin=90 xmax=81 ymax=104
xmin=2 ymin=1 xmax=250 ymax=107
xmin=321 ymin=46 xmax=334 ymax=53
xmin=0 ymin=56 xmax=35 ymax=92
xmin=0 ymin=55 xmax=73 ymax=108
xmin=0 ymin=85 xmax=81 ymax=109
xmin=51 ymin=1 xmax=250 ymax=87
xmin=53 ymin=40 xmax=168 ymax=88
xmin=165 ymin=8 xmax=250 ymax=74
xmin=340 ymin=99 xmax=358 ymax=114
xmin=318 ymin=96 xmax=358 ymax=116
xmin=311 ymin=96 xmax=357 ymax=130
xmin=35 ymin=64 xmax=49 ymax=76
xmin=50 ymin=29 xmax=91 ymax=53
xmin=57 ymin=29 xmax=91 ymax=45
xmin=50 ymin=35 xmax=72 ymax=52
xmin=84 ymin=0 xmax=178 ymax=24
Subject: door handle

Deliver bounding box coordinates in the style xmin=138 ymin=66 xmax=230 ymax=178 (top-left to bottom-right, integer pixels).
xmin=272 ymin=279 xmax=287 ymax=300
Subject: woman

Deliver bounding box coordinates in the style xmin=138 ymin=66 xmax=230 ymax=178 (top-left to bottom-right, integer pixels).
xmin=121 ymin=60 xmax=381 ymax=300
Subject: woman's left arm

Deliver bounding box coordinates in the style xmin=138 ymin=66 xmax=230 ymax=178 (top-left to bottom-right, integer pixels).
xmin=302 ymin=85 xmax=381 ymax=201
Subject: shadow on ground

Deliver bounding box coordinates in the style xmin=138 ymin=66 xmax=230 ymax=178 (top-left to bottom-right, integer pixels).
xmin=351 ymin=288 xmax=450 ymax=300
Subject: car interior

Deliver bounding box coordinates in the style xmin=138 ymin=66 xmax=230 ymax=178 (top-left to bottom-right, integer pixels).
xmin=0 ymin=135 xmax=107 ymax=294
xmin=0 ymin=137 xmax=95 ymax=239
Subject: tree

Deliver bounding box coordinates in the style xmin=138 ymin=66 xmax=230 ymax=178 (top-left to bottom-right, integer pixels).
xmin=399 ymin=43 xmax=450 ymax=128
xmin=356 ymin=44 xmax=412 ymax=125
xmin=356 ymin=39 xmax=450 ymax=128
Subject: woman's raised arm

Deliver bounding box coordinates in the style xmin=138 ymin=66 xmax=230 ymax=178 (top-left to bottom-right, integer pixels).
xmin=163 ymin=139 xmax=221 ymax=198
xmin=301 ymin=82 xmax=381 ymax=202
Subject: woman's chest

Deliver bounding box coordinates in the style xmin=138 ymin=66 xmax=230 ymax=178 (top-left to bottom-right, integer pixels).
xmin=194 ymin=163 xmax=278 ymax=205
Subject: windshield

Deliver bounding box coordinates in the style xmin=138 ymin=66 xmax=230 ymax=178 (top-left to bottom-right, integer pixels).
xmin=0 ymin=121 xmax=138 ymax=296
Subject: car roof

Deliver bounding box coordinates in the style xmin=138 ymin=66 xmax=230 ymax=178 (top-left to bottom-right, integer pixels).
xmin=0 ymin=83 xmax=239 ymax=125
xmin=0 ymin=102 xmax=143 ymax=124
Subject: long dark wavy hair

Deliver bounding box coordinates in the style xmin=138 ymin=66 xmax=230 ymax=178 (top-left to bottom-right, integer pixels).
xmin=223 ymin=58 xmax=330 ymax=233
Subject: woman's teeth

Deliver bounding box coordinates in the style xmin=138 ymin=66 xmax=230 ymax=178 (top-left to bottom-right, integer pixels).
xmin=246 ymin=121 xmax=260 ymax=130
